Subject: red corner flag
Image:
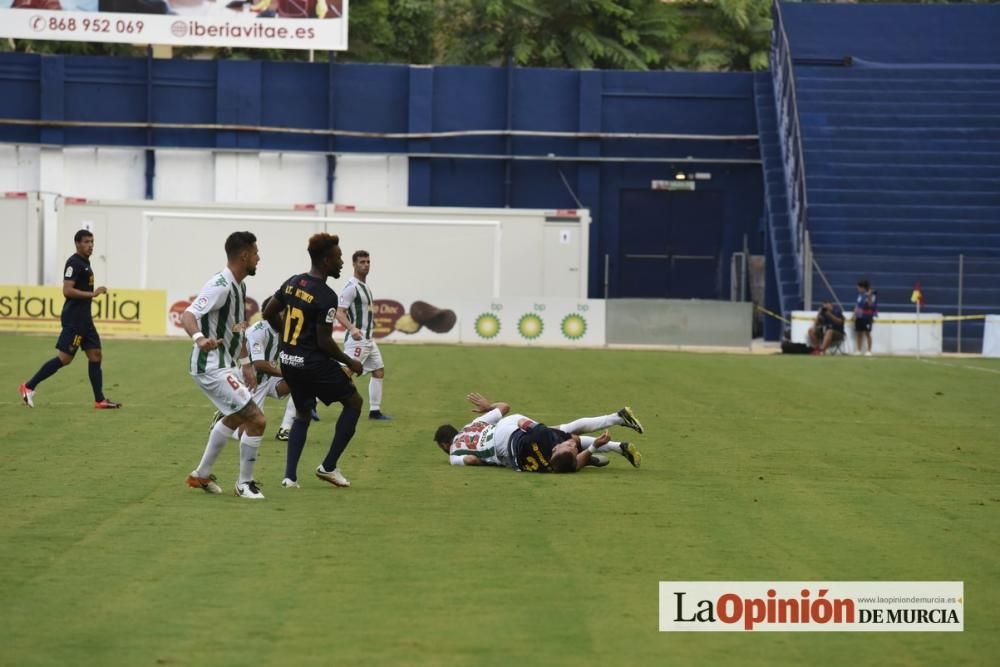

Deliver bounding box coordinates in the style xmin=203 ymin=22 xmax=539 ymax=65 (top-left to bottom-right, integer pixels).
xmin=910 ymin=281 xmax=925 ymax=307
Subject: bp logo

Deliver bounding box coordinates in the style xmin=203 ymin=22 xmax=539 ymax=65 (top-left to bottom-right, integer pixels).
xmin=517 ymin=314 xmax=544 ymax=340
xmin=474 ymin=313 xmax=501 ymax=339
xmin=561 ymin=313 xmax=588 ymax=340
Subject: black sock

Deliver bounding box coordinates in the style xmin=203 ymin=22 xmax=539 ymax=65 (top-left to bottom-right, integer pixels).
xmin=88 ymin=361 xmax=104 ymax=402
xmin=284 ymin=417 xmax=310 ymax=482
xmin=27 ymin=357 xmax=63 ymax=390
xmin=322 ymin=406 xmax=361 ymax=472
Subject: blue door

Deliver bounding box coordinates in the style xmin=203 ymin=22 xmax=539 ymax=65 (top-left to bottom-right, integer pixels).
xmin=614 ymin=189 xmax=723 ymax=298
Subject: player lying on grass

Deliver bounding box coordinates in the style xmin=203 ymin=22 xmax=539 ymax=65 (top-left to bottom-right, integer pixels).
xmin=433 ymin=392 xmax=644 ymax=473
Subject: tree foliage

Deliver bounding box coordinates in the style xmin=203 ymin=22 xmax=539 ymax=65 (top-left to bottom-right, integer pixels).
xmin=20 ymin=0 xmax=956 ymax=72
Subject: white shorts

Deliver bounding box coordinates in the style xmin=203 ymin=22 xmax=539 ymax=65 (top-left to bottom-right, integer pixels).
xmin=191 ymin=367 xmax=254 ymax=416
xmin=251 ymin=375 xmax=286 ymax=409
xmin=343 ymin=339 xmax=384 ymax=374
xmin=491 ymin=414 xmax=525 ymax=469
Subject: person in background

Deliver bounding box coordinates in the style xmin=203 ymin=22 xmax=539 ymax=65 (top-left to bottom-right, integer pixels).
xmin=19 ymin=229 xmax=122 ymax=410
xmin=808 ymin=302 xmax=845 ymax=355
xmin=854 ymin=279 xmax=877 ymax=356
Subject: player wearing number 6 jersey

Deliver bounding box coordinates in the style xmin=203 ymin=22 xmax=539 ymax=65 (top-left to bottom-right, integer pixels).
xmin=183 ymin=231 xmax=267 ymax=500
xmin=335 ymin=250 xmax=391 ymax=421
xmin=433 ymin=393 xmax=645 ymax=473
xmin=263 ymin=233 xmax=364 ymax=490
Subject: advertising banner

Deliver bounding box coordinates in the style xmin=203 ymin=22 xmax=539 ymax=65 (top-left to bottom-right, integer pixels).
xmin=0 ymin=0 xmax=348 ymax=51
xmin=0 ymin=284 xmax=166 ymax=336
xmin=166 ymin=291 xmax=605 ymax=347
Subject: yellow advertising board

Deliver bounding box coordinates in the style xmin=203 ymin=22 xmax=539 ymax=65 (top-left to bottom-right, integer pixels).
xmin=0 ymin=285 xmax=166 ymax=336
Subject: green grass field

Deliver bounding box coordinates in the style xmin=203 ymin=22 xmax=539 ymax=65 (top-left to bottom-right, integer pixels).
xmin=2 ymin=335 xmax=998 ymax=666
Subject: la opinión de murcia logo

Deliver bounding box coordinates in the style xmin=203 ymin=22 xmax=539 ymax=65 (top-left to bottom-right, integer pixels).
xmin=659 ymin=582 xmax=963 ymax=632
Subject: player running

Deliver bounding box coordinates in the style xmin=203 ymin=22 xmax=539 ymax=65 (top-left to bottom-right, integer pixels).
xmin=262 ymin=233 xmax=365 ymax=489
xmin=183 ymin=231 xmax=267 ymax=500
xmin=19 ymin=229 xmax=122 ymax=410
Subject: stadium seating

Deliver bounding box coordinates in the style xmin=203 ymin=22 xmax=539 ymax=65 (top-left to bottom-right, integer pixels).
xmin=754 ymin=73 xmax=801 ymax=324
xmin=763 ymin=55 xmax=1000 ymax=351
xmin=797 ymin=64 xmax=1000 ymax=351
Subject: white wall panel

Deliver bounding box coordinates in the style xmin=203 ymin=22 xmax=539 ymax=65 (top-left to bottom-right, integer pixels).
xmin=0 ymin=145 xmax=41 ymax=192
xmin=63 ymin=147 xmax=145 ymax=200
xmin=155 ymin=149 xmax=214 ymax=203
xmin=333 ymin=154 xmax=408 ymax=207
xmin=259 ymin=152 xmax=327 ymax=204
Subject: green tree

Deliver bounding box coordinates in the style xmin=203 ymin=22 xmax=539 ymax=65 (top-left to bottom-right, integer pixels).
xmin=668 ymin=0 xmax=772 ymax=72
xmin=438 ymin=0 xmax=682 ymax=70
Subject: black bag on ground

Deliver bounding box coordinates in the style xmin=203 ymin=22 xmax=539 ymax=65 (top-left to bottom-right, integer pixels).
xmin=781 ymin=341 xmax=813 ymax=354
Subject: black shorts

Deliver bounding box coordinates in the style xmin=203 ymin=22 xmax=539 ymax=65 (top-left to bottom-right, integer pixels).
xmin=283 ymin=362 xmax=357 ymax=410
xmin=56 ymin=321 xmax=101 ymax=355
xmin=855 ymin=318 xmax=873 ymax=333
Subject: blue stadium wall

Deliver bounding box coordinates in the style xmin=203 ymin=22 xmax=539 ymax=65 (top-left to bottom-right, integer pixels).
xmin=0 ymin=52 xmax=763 ymax=300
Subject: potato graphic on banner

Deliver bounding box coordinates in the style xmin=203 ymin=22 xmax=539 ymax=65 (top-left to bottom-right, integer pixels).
xmin=372 ymin=299 xmax=405 ymax=339
xmin=410 ymin=301 xmax=457 ymax=334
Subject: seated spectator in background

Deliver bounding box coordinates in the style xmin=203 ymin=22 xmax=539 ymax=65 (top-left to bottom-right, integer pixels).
xmin=854 ymin=279 xmax=878 ymax=356
xmin=808 ymin=302 xmax=845 ymax=355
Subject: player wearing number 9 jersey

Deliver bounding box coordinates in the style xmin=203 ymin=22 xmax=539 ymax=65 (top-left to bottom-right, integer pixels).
xmin=263 ymin=233 xmax=365 ymax=490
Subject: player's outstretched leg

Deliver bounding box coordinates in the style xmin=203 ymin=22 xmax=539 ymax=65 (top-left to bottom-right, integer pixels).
xmin=617 ymin=407 xmax=644 ymax=434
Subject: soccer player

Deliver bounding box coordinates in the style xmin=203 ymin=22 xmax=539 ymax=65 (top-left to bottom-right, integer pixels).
xmin=335 ymin=249 xmax=391 ymax=420
xmin=262 ymin=233 xmax=365 ymax=489
xmin=182 ymin=231 xmax=268 ymax=500
xmin=433 ymin=393 xmax=645 ymax=473
xmin=211 ymin=297 xmax=301 ymax=442
xmin=19 ymin=229 xmax=121 ymax=410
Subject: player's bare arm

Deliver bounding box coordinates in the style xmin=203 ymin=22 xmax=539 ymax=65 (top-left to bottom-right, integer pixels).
xmin=335 ymin=307 xmax=362 ymax=341
xmin=317 ymin=321 xmax=363 ymax=375
xmin=239 ymin=341 xmax=257 ymax=391
xmin=574 ymin=430 xmax=609 ymax=471
xmin=466 ymin=392 xmax=510 ymax=415
xmin=180 ymin=310 xmax=222 ymax=351
xmin=252 ymin=359 xmax=283 ymax=378
xmin=261 ymin=297 xmax=284 ymax=333
xmin=62 ymin=279 xmax=106 ymax=300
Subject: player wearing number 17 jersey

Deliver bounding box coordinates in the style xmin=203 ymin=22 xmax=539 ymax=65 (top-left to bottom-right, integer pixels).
xmin=263 ymin=233 xmax=364 ymax=490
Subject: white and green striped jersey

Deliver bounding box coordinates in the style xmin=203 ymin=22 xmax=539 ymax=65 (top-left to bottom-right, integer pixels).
xmin=186 ymin=268 xmax=247 ymax=375
xmin=246 ymin=319 xmax=280 ymax=384
xmin=449 ymin=409 xmax=504 ymax=466
xmin=337 ymin=277 xmax=375 ymax=341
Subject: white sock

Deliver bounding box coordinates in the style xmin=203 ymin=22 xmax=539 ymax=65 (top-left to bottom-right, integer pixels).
xmin=281 ymin=397 xmax=297 ymax=430
xmin=558 ymin=413 xmax=619 ymax=434
xmin=195 ymin=421 xmax=234 ymax=478
xmin=238 ymin=434 xmax=262 ymax=484
xmin=369 ymin=377 xmax=383 ymax=411
xmin=578 ymin=435 xmax=623 ymax=454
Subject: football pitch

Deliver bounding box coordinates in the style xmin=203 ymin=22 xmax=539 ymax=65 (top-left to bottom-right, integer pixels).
xmin=2 ymin=335 xmax=998 ymax=666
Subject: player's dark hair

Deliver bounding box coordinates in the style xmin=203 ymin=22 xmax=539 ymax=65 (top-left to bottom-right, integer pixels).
xmin=352 ymin=250 xmax=370 ymax=263
xmin=434 ymin=424 xmax=458 ymax=448
xmin=225 ymin=231 xmax=257 ymax=259
xmin=74 ymin=229 xmax=93 ymax=243
xmin=308 ymin=233 xmax=341 ymax=264
xmin=550 ymin=448 xmax=577 ymax=473
xmin=857 ymin=279 xmax=870 ymax=290
xmin=261 ymin=296 xmax=272 ymax=313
